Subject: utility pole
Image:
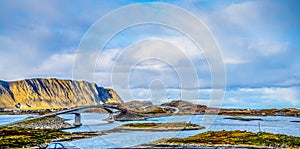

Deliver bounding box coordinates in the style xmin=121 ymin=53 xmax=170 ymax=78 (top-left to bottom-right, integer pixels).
xmin=179 ymin=92 xmax=182 ymax=101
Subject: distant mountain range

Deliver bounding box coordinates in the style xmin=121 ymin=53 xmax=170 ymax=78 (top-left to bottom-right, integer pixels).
xmin=0 ymin=78 xmax=123 ymax=109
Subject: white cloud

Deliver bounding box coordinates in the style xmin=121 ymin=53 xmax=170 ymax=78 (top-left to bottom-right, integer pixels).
xmin=0 ymin=35 xmax=39 ymax=80
xmin=248 ymin=39 xmax=289 ymax=56
xmin=0 ymin=0 xmax=298 ymax=109
xmin=224 ymin=1 xmax=263 ymax=28
xmin=277 ymin=74 xmax=300 ymax=87
xmin=159 ymin=36 xmax=205 ymax=60
xmin=118 ymin=86 xmax=300 ymax=109
xmin=34 ymin=53 xmax=75 ymax=77
xmin=224 ymin=57 xmax=248 ymax=64
xmin=95 ymin=48 xmax=122 ymax=72
xmin=134 ymin=61 xmax=169 ymax=71
xmin=262 ymin=87 xmax=299 ymax=106
xmin=224 ymin=87 xmax=300 ymax=108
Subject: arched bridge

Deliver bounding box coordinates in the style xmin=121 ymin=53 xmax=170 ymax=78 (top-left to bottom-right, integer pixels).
xmin=62 ymin=105 xmax=126 ymax=126
xmin=7 ymin=105 xmax=126 ymax=127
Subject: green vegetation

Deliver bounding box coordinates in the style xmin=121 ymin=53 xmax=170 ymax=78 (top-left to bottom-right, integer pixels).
xmin=0 ymin=126 xmax=71 ymax=148
xmin=156 ymin=130 xmax=300 ymax=148
xmin=138 ymin=108 xmax=167 ymax=114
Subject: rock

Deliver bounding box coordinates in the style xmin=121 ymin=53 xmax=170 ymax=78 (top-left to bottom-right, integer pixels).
xmin=123 ymin=100 xmax=153 ymax=110
xmin=161 ymin=100 xmax=207 ymax=114
xmin=113 ymin=110 xmax=148 ymax=121
xmin=0 ymin=78 xmax=123 ymax=109
xmin=16 ymin=115 xmax=73 ymax=130
xmin=290 ymin=120 xmax=300 ymax=123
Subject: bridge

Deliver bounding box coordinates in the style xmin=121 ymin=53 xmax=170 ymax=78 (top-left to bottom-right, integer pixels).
xmin=6 ymin=104 xmax=125 ymax=127
xmin=63 ymin=105 xmax=125 ymax=126
xmin=5 ymin=104 xmax=179 ymax=127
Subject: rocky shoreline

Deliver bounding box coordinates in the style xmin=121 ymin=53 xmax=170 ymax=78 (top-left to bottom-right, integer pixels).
xmin=14 ymin=115 xmax=73 ymax=130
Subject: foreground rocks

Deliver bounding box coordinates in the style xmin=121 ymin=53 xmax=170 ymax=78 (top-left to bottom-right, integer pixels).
xmin=15 ymin=115 xmax=73 ymax=130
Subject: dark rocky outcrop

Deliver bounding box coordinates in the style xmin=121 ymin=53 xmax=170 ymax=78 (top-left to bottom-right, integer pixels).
xmin=113 ymin=110 xmax=148 ymax=121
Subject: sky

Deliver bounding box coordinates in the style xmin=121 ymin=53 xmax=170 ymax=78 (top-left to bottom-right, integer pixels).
xmin=0 ymin=0 xmax=300 ymax=109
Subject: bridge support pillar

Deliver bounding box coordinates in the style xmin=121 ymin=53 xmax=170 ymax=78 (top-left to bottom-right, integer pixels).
xmin=74 ymin=113 xmax=82 ymax=126
xmin=107 ymin=113 xmax=115 ymax=122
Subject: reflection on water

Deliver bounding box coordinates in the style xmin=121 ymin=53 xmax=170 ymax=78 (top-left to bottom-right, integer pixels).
xmin=57 ymin=113 xmax=300 ymax=148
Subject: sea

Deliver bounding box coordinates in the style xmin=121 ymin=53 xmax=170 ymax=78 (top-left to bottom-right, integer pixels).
xmin=1 ymin=113 xmax=300 ymax=148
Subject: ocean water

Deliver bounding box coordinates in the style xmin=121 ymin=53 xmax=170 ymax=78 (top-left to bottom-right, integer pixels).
xmin=1 ymin=113 xmax=300 ymax=148
xmin=59 ymin=113 xmax=300 ymax=148
xmin=0 ymin=114 xmax=33 ymax=126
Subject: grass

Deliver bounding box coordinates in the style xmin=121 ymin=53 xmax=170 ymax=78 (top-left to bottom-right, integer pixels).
xmin=156 ymin=130 xmax=300 ymax=148
xmin=0 ymin=126 xmax=71 ymax=148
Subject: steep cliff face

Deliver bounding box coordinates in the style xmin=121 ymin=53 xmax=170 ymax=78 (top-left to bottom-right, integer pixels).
xmin=0 ymin=78 xmax=123 ymax=109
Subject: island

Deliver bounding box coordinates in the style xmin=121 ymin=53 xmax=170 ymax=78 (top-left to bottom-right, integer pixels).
xmin=146 ymin=130 xmax=300 ymax=148
xmin=115 ymin=122 xmax=205 ymax=131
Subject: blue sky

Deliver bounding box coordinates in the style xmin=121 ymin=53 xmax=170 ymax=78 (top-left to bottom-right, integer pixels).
xmin=0 ymin=0 xmax=300 ymax=108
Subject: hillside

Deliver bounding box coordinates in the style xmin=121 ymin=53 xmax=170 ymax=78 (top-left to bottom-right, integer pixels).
xmin=0 ymin=78 xmax=123 ymax=110
xmin=161 ymin=100 xmax=207 ymax=114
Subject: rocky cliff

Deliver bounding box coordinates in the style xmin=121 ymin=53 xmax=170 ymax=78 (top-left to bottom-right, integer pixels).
xmin=0 ymin=78 xmax=123 ymax=109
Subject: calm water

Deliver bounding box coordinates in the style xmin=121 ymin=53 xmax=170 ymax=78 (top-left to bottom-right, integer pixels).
xmin=59 ymin=113 xmax=300 ymax=148
xmin=0 ymin=114 xmax=33 ymax=126
xmin=1 ymin=113 xmax=300 ymax=148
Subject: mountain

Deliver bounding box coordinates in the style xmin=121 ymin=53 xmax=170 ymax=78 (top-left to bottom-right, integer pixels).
xmin=0 ymin=78 xmax=123 ymax=109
